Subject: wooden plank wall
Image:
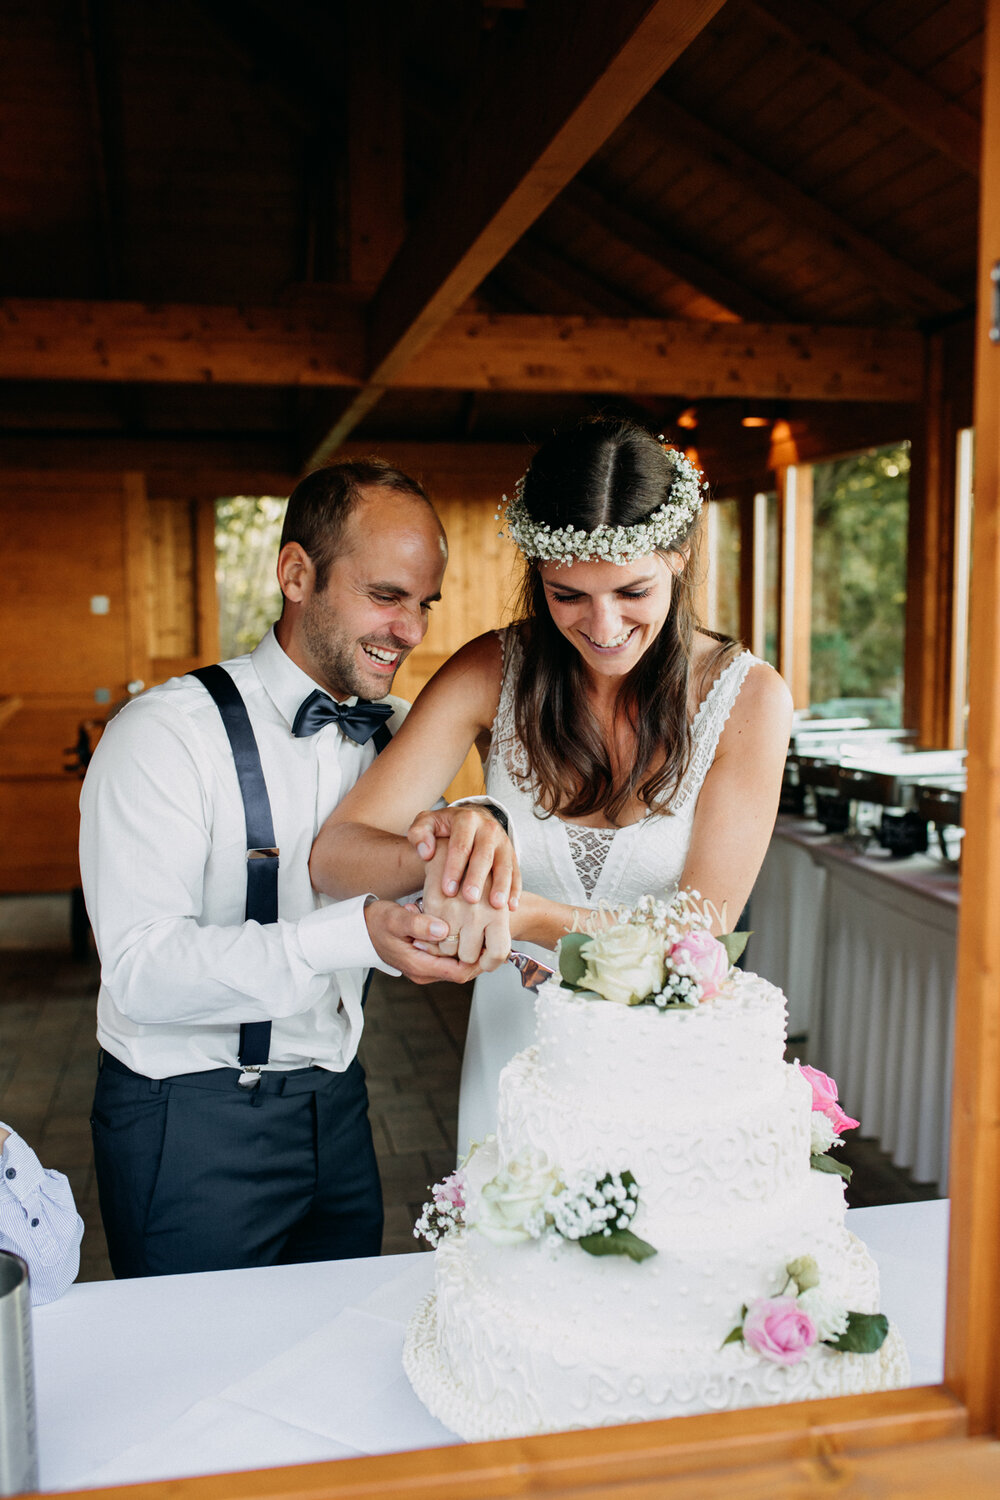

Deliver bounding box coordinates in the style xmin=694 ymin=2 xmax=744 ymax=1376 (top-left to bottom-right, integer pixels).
xmin=360 ymin=443 xmax=527 ymax=800
xmin=0 ymin=470 xmax=218 ymax=893
xmin=0 ymin=446 xmax=524 ymax=891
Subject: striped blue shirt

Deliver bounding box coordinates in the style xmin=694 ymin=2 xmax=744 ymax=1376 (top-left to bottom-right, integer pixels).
xmin=0 ymin=1125 xmax=84 ymax=1304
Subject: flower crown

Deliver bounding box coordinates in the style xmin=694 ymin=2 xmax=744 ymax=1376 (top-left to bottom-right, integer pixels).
xmin=499 ymin=444 xmax=708 ymax=565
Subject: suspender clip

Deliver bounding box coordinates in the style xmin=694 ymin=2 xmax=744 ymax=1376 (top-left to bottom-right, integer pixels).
xmin=237 ymin=1065 xmax=263 ymax=1088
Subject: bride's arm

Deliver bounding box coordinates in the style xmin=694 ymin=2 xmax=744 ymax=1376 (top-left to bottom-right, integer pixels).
xmin=677 ymin=660 xmax=793 ymax=931
xmin=309 ymin=633 xmax=505 ymax=902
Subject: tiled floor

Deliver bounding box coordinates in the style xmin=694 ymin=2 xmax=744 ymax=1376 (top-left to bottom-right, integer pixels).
xmin=0 ymin=895 xmax=937 ymax=1284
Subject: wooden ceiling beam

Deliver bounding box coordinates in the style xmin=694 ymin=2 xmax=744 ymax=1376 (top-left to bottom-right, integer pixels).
xmin=306 ymin=0 xmax=728 ymax=464
xmin=0 ymin=299 xmax=923 ymax=403
xmin=0 ymin=299 xmax=365 ymax=386
xmin=634 ymin=91 xmax=964 ymax=319
xmin=745 ymin=0 xmax=981 ymax=176
xmin=402 ymin=314 xmax=923 ymax=402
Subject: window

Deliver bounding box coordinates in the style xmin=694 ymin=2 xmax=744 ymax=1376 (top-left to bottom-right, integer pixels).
xmin=808 ymin=445 xmax=910 ymax=727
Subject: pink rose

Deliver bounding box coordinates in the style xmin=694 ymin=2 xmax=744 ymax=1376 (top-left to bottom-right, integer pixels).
xmin=434 ymin=1171 xmax=466 ymax=1210
xmin=826 ymin=1101 xmax=860 ymax=1135
xmin=799 ymin=1065 xmax=859 ymax=1134
xmin=799 ymin=1065 xmax=839 ymax=1112
xmin=742 ymin=1296 xmax=818 ymax=1366
xmin=669 ymin=929 xmax=730 ymax=1000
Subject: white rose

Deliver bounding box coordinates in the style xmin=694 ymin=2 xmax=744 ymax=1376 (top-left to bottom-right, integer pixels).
xmin=809 ymin=1111 xmax=843 ymax=1155
xmin=797 ymin=1286 xmax=850 ymax=1342
xmin=473 ymin=1151 xmax=562 ymax=1245
xmin=580 ymin=924 xmax=666 ymax=1006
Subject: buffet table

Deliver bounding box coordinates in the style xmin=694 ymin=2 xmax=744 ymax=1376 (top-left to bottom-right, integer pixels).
xmin=33 ymin=1201 xmax=948 ymax=1493
xmin=749 ymin=819 xmax=958 ymax=1189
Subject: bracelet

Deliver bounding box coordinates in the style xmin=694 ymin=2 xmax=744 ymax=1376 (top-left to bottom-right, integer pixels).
xmin=479 ymin=803 xmax=510 ymax=835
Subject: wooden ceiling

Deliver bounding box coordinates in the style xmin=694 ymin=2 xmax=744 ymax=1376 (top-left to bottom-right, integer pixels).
xmin=0 ymin=0 xmax=983 ymax=471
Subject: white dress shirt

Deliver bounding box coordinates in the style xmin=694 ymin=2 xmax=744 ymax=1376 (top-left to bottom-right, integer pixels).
xmin=0 ymin=1125 xmax=84 ymax=1304
xmin=79 ymin=627 xmax=405 ymax=1079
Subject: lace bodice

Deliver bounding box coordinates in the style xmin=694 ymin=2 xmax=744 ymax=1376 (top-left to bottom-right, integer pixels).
xmin=484 ymin=633 xmax=757 ymax=917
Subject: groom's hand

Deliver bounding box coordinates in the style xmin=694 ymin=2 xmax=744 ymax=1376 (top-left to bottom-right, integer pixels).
xmin=363 ymin=900 xmax=482 ymax=986
xmin=407 ymin=805 xmax=520 ymax=910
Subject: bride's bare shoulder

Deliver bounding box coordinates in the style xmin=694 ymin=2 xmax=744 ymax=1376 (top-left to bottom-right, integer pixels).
xmin=421 ymin=632 xmax=505 ymax=718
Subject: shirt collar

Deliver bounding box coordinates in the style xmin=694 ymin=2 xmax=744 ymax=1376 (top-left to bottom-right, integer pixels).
xmin=250 ymin=626 xmax=364 ymax=731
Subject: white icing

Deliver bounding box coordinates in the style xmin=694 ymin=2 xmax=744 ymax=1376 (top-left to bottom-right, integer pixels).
xmin=406 ymin=970 xmax=909 ymax=1438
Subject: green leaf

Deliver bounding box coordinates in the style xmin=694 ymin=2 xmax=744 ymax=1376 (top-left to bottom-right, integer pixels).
xmin=557 ymin=931 xmax=591 ymax=989
xmin=578 ymin=1228 xmax=657 ymax=1262
xmin=810 ymin=1152 xmax=853 ymax=1183
xmin=719 ymin=930 xmax=751 ymax=965
xmin=721 ymin=1325 xmax=744 ymax=1347
xmin=824 ymin=1311 xmax=889 ymax=1354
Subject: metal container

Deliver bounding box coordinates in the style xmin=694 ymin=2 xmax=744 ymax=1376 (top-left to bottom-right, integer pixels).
xmin=0 ymin=1252 xmax=38 ymax=1495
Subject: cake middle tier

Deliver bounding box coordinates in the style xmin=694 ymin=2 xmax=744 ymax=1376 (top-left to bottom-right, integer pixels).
xmin=497 ymin=1046 xmax=815 ymax=1224
xmin=460 ymin=1136 xmax=880 ymax=1353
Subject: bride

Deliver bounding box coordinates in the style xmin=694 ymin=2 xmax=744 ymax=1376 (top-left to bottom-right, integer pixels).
xmin=310 ymin=417 xmax=792 ymax=1155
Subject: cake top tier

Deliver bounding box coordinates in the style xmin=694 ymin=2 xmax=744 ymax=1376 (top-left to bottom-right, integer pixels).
xmin=532 ymin=971 xmax=789 ymax=1109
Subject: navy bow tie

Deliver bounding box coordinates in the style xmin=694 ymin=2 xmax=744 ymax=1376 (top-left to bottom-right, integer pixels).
xmin=291 ymin=690 xmax=394 ymax=744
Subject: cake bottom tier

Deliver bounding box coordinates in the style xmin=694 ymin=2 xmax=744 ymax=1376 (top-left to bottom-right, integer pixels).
xmin=404 ymin=1289 xmax=910 ymax=1441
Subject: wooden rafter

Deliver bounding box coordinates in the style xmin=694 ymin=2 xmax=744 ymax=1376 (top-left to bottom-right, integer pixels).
xmin=306 ymin=0 xmax=729 ymax=465
xmin=346 ymin=4 xmax=404 ymax=290
xmin=561 ymin=180 xmax=789 ymax=323
xmin=0 ymin=299 xmax=924 ymax=403
xmin=492 ymin=239 xmax=649 ymax=318
xmin=746 ymin=0 xmax=981 ymax=176
xmin=78 ymin=0 xmax=123 ymax=297
xmin=633 ymin=91 xmax=964 ymax=319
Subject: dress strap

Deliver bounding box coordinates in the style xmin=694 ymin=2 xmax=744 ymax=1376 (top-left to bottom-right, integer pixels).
xmin=485 ymin=628 xmax=530 ymax=784
xmin=672 ymin=651 xmax=757 ymax=812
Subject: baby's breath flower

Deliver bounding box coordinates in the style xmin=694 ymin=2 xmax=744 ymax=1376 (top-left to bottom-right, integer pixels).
xmin=501 ymin=449 xmax=706 ymax=565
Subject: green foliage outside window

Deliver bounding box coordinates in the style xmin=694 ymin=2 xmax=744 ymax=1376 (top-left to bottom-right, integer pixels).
xmin=215 ymin=496 xmax=286 ymax=660
xmin=809 ymin=444 xmax=910 ymax=728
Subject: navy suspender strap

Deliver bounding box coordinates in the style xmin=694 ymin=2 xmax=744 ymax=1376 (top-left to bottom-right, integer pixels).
xmin=191 ymin=666 xmax=395 ymax=1077
xmin=190 ymin=665 xmax=277 ymax=1073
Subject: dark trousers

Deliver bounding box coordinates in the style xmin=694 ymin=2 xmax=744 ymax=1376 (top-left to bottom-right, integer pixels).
xmin=91 ymin=1052 xmax=383 ymax=1278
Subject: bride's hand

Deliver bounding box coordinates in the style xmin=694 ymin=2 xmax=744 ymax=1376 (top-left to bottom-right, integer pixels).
xmin=407 ymin=805 xmax=520 ymax=911
xmin=418 ymin=843 xmax=512 ymax=971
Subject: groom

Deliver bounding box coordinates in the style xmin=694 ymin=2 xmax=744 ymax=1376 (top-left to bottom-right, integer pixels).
xmin=80 ymin=458 xmax=516 ymax=1278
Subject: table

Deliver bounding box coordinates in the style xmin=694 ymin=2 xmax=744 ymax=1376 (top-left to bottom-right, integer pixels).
xmin=33 ymin=1201 xmax=949 ymax=1494
xmin=749 ymin=819 xmax=958 ymax=1189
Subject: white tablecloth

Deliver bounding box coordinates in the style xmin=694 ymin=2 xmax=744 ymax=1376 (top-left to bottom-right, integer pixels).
xmin=750 ymin=821 xmax=957 ymax=1189
xmin=33 ymin=1201 xmax=949 ymax=1493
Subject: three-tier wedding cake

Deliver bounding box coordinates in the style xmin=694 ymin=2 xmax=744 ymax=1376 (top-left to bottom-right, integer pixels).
xmin=403 ymin=895 xmax=908 ymax=1440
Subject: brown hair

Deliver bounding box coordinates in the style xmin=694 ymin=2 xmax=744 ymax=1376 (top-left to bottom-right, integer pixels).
xmin=279 ymin=458 xmax=433 ymax=592
xmin=509 ymin=418 xmax=737 ymax=824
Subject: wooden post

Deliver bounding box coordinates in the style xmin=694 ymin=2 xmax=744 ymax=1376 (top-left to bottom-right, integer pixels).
xmin=905 ymin=331 xmax=957 ymax=746
xmin=944 ymin=0 xmax=1000 ymax=1437
xmin=775 ymin=461 xmax=813 ymax=709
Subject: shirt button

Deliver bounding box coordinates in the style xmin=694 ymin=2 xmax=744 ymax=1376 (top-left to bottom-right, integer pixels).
xmin=4 ymin=1167 xmax=14 ymax=1179
xmin=30 ymin=1218 xmax=39 ymax=1228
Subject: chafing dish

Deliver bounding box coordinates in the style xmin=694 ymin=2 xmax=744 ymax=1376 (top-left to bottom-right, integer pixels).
xmin=913 ymin=778 xmax=964 ymax=828
xmin=834 ymin=750 xmax=966 ymax=811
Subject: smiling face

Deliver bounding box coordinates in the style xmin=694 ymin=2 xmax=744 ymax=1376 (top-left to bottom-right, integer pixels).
xmin=538 ymin=551 xmax=684 ymax=682
xmin=277 ymin=485 xmax=447 ymax=700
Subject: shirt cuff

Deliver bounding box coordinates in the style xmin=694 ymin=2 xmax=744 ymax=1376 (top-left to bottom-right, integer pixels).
xmin=297 ymin=894 xmax=401 ymax=978
xmin=0 ymin=1128 xmax=47 ymax=1203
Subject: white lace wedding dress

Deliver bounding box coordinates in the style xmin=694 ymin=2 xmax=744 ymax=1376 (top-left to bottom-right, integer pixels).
xmin=456 ymin=633 xmax=758 ymax=1158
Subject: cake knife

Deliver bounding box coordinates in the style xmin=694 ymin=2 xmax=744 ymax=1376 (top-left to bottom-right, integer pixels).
xmin=412 ymin=899 xmax=554 ymax=991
